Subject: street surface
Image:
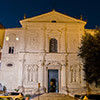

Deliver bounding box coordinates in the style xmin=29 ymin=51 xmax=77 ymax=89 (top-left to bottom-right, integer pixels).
xmin=31 ymin=93 xmax=75 ymax=100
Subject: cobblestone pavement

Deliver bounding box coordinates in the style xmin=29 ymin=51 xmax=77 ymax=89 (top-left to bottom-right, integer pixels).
xmin=31 ymin=93 xmax=75 ymax=100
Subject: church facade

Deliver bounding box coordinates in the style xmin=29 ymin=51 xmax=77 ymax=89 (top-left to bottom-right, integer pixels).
xmin=0 ymin=10 xmax=99 ymax=95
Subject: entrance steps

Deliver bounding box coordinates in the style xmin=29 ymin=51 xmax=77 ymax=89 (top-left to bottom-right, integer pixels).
xmin=31 ymin=93 xmax=75 ymax=100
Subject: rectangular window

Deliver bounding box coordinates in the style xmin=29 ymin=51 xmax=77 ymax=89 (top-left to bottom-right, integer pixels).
xmin=9 ymin=46 xmax=14 ymax=54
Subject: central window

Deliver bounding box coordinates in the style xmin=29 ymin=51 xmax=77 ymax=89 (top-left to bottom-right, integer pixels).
xmin=49 ymin=38 xmax=57 ymax=53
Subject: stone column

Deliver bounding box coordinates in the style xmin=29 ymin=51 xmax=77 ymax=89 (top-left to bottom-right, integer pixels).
xmin=38 ymin=60 xmax=45 ymax=93
xmin=44 ymin=66 xmax=48 ymax=93
xmin=38 ymin=61 xmax=44 ymax=86
xmin=61 ymin=62 xmax=67 ymax=93
xmin=40 ymin=27 xmax=46 ymax=52
xmin=61 ymin=28 xmax=66 ymax=52
xmin=61 ymin=64 xmax=66 ymax=87
xmin=18 ymin=53 xmax=25 ymax=92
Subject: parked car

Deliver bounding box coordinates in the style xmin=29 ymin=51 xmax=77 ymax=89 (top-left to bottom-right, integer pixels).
xmin=74 ymin=94 xmax=81 ymax=100
xmin=79 ymin=94 xmax=100 ymax=100
xmin=0 ymin=96 xmax=13 ymax=100
xmin=2 ymin=92 xmax=24 ymax=100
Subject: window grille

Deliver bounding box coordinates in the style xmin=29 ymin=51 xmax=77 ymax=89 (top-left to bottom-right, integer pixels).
xmin=49 ymin=38 xmax=57 ymax=53
xmin=9 ymin=46 xmax=14 ymax=54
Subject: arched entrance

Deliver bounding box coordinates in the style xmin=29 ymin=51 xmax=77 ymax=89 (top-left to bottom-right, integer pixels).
xmin=48 ymin=70 xmax=59 ymax=93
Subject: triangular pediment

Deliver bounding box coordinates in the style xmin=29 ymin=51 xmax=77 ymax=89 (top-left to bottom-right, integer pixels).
xmin=20 ymin=10 xmax=86 ymax=24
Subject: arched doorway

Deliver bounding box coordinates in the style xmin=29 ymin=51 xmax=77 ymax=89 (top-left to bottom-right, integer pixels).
xmin=48 ymin=70 xmax=59 ymax=93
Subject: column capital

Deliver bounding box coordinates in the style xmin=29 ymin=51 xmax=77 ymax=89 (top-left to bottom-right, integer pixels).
xmin=39 ymin=60 xmax=46 ymax=66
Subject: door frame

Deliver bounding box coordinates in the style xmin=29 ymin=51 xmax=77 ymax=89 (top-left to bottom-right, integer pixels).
xmin=48 ymin=69 xmax=58 ymax=92
xmin=44 ymin=65 xmax=61 ymax=93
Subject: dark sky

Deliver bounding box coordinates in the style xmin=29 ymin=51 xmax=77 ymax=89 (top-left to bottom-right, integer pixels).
xmin=0 ymin=0 xmax=100 ymax=29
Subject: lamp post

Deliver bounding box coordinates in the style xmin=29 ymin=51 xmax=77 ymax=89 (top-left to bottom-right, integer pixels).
xmin=38 ymin=83 xmax=40 ymax=100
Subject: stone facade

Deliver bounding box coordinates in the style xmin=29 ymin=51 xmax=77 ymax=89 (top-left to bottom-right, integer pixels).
xmin=0 ymin=10 xmax=99 ymax=95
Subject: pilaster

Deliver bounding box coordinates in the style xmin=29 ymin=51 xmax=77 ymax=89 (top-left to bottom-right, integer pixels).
xmin=18 ymin=53 xmax=25 ymax=92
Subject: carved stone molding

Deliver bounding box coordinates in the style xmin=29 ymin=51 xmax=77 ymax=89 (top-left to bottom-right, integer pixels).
xmin=39 ymin=60 xmax=46 ymax=66
xmin=70 ymin=63 xmax=82 ymax=83
xmin=24 ymin=64 xmax=39 ymax=84
xmin=19 ymin=59 xmax=26 ymax=62
xmin=45 ymin=61 xmax=62 ymax=66
xmin=61 ymin=60 xmax=67 ymax=67
xmin=45 ymin=61 xmax=62 ymax=70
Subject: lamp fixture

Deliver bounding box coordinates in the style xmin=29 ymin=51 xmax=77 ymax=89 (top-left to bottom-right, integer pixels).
xmin=6 ymin=36 xmax=9 ymax=41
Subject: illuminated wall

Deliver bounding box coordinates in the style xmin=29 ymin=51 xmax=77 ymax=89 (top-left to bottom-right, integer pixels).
xmin=0 ymin=24 xmax=5 ymax=48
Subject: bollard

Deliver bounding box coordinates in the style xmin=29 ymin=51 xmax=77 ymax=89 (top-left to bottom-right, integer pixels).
xmin=38 ymin=83 xmax=40 ymax=100
xmin=38 ymin=83 xmax=40 ymax=88
xmin=25 ymin=97 xmax=29 ymax=100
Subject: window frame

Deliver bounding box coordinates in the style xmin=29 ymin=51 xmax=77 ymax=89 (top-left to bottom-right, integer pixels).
xmin=49 ymin=38 xmax=58 ymax=53
xmin=8 ymin=46 xmax=14 ymax=54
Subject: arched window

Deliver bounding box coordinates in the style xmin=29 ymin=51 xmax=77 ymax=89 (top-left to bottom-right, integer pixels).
xmin=49 ymin=38 xmax=57 ymax=53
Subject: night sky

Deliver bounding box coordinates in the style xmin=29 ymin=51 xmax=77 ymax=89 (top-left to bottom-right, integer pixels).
xmin=0 ymin=0 xmax=100 ymax=29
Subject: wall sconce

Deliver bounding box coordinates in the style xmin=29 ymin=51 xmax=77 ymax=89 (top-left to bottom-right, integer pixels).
xmin=16 ymin=37 xmax=19 ymax=41
xmin=6 ymin=36 xmax=9 ymax=41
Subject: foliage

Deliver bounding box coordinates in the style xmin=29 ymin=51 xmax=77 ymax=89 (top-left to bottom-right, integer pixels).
xmin=78 ymin=30 xmax=100 ymax=87
xmin=25 ymin=94 xmax=31 ymax=97
xmin=14 ymin=88 xmax=19 ymax=92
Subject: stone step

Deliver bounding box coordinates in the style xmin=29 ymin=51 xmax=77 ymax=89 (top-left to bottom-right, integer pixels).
xmin=31 ymin=93 xmax=75 ymax=100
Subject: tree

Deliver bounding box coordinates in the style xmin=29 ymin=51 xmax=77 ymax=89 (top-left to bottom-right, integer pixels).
xmin=79 ymin=30 xmax=100 ymax=87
